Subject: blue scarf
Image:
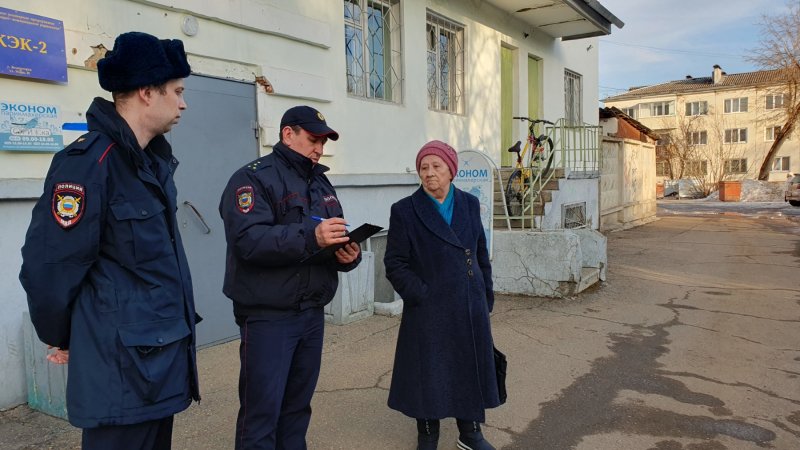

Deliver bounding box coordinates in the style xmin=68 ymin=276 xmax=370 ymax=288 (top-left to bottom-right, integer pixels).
xmin=426 ymin=184 xmax=455 ymax=225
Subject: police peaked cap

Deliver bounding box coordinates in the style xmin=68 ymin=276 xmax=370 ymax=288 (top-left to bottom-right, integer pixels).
xmin=98 ymin=31 xmax=191 ymax=92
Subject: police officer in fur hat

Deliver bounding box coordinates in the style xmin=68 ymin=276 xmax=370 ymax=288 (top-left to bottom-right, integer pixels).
xmin=20 ymin=31 xmax=200 ymax=450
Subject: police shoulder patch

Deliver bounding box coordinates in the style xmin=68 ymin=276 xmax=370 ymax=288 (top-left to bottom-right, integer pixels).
xmin=52 ymin=182 xmax=85 ymax=229
xmin=236 ymin=185 xmax=255 ymax=213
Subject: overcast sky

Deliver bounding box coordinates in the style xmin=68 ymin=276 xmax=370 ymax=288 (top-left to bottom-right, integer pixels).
xmin=598 ymin=0 xmax=789 ymax=101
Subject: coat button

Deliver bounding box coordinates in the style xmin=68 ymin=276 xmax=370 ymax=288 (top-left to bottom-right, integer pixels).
xmin=468 ymin=270 xmax=474 ymax=276
xmin=465 ymin=249 xmax=471 ymax=255
xmin=157 ymin=337 xmax=164 ymax=344
xmin=467 ymin=258 xmax=472 ymax=265
xmin=141 ymin=210 xmax=148 ymax=216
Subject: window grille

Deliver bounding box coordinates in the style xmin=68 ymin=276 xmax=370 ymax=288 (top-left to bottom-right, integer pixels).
xmin=564 ymin=69 xmax=583 ymax=124
xmin=562 ymin=202 xmax=587 ymax=229
xmin=344 ymin=0 xmax=403 ymax=102
xmin=426 ymin=11 xmax=464 ymax=113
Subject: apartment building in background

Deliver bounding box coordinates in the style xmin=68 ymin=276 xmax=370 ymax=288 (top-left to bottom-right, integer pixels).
xmin=603 ymin=65 xmax=799 ymax=188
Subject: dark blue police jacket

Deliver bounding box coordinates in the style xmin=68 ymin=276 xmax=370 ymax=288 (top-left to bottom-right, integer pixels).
xmin=19 ymin=98 xmax=200 ymax=428
xmin=219 ymin=142 xmax=360 ymax=317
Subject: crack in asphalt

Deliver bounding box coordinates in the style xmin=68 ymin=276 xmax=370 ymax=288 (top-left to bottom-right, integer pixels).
xmin=670 ymin=303 xmax=800 ymax=323
xmin=656 ymin=371 xmax=800 ymax=406
xmin=504 ymin=310 xmax=777 ymax=449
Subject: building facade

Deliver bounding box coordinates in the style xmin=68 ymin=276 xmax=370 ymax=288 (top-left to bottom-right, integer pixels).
xmin=0 ymin=0 xmax=621 ymax=408
xmin=603 ymin=65 xmax=799 ymax=192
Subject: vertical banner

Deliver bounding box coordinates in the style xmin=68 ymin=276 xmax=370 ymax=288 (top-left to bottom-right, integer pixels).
xmin=0 ymin=7 xmax=67 ymax=82
xmin=454 ymin=150 xmax=497 ymax=257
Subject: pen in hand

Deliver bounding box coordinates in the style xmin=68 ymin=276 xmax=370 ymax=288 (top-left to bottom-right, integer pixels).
xmin=311 ymin=215 xmax=350 ymax=227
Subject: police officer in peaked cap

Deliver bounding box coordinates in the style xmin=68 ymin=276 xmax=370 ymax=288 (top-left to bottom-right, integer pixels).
xmin=219 ymin=105 xmax=361 ymax=449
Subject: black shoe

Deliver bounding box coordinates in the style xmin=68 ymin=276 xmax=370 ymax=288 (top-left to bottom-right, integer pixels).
xmin=456 ymin=433 xmax=495 ymax=450
xmin=456 ymin=420 xmax=495 ymax=450
xmin=417 ymin=432 xmax=439 ymax=450
xmin=416 ymin=419 xmax=439 ymax=450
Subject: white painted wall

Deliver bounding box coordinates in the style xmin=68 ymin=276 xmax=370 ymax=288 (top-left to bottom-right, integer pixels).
xmin=540 ymin=178 xmax=600 ymax=230
xmin=0 ymin=0 xmax=608 ymax=408
xmin=600 ymin=136 xmax=657 ymax=230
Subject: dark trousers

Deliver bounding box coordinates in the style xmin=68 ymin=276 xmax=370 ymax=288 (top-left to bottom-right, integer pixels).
xmin=82 ymin=416 xmax=174 ymax=450
xmin=235 ymin=308 xmax=325 ymax=450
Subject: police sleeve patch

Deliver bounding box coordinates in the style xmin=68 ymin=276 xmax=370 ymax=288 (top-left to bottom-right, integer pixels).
xmin=52 ymin=182 xmax=85 ymax=229
xmin=236 ymin=186 xmax=255 ymax=213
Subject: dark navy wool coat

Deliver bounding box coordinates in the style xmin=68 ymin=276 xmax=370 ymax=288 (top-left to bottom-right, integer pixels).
xmin=19 ymin=98 xmax=199 ymax=428
xmin=385 ymin=186 xmax=499 ymax=422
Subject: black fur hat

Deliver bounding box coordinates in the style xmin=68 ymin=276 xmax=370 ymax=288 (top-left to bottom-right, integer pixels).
xmin=97 ymin=32 xmax=191 ymax=92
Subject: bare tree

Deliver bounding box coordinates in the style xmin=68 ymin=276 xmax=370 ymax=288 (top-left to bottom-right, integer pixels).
xmin=657 ymin=110 xmax=748 ymax=197
xmin=749 ymin=1 xmax=800 ymax=180
xmin=656 ymin=114 xmax=703 ymax=180
xmin=656 ymin=114 xmax=713 ymax=196
xmin=695 ymin=113 xmax=750 ymax=195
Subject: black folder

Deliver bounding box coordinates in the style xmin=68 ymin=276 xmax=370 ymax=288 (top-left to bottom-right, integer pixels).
xmin=301 ymin=223 xmax=383 ymax=264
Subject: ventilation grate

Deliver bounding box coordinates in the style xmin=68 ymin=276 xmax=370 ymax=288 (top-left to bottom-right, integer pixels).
xmin=562 ymin=202 xmax=586 ymax=229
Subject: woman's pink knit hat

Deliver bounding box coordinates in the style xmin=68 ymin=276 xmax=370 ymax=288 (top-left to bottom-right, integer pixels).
xmin=415 ymin=140 xmax=458 ymax=179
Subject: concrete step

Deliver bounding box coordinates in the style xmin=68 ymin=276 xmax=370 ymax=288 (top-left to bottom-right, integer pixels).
xmin=576 ymin=267 xmax=601 ymax=293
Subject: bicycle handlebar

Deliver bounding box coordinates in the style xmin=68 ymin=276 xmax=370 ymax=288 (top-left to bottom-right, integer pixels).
xmin=512 ymin=116 xmax=554 ymax=125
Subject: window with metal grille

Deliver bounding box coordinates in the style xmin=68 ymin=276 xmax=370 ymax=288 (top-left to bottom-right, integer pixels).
xmin=344 ymin=0 xmax=403 ymax=102
xmin=724 ymin=128 xmax=748 ymax=143
xmin=562 ymin=202 xmax=586 ymax=229
xmin=564 ymin=69 xmax=583 ymax=124
xmin=426 ymin=11 xmax=464 ymax=114
xmin=724 ymin=158 xmax=747 ymax=174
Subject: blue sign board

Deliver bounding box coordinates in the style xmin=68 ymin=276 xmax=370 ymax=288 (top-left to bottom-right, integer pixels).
xmin=0 ymin=7 xmax=67 ymax=82
xmin=0 ymin=101 xmax=63 ymax=152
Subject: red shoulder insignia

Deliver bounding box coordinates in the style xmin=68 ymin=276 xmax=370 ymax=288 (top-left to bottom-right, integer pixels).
xmin=236 ymin=186 xmax=254 ymax=213
xmin=52 ymin=183 xmax=85 ymax=229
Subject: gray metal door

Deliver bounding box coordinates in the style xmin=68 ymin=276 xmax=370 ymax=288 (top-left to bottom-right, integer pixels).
xmin=167 ymin=75 xmax=259 ymax=347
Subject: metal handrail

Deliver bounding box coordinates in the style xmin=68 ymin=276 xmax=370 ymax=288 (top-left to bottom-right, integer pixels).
xmin=499 ymin=119 xmax=601 ymax=229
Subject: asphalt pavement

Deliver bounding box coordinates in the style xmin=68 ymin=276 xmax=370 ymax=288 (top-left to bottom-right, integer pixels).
xmin=2 ymin=205 xmax=799 ymax=449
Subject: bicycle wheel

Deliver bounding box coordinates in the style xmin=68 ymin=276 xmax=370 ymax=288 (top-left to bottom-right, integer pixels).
xmin=542 ymin=137 xmax=554 ymax=175
xmin=505 ymin=169 xmax=525 ymax=216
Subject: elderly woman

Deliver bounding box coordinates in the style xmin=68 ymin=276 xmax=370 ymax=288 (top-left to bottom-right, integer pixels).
xmin=385 ymin=140 xmax=499 ymax=450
